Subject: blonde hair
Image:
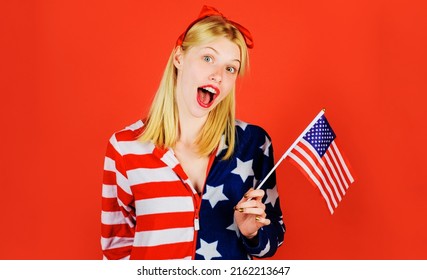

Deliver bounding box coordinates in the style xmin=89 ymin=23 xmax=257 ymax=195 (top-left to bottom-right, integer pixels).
xmin=139 ymin=16 xmax=249 ymax=159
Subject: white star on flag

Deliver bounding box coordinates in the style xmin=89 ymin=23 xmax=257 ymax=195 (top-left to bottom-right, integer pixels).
xmin=259 ymin=136 xmax=271 ymax=157
xmin=264 ymin=185 xmax=279 ymax=207
xmin=196 ymin=239 xmax=222 ymax=260
xmin=252 ymin=177 xmax=259 ymax=189
xmin=231 ymin=158 xmax=254 ymax=183
xmin=252 ymin=239 xmax=270 ymax=257
xmin=235 ymin=120 xmax=248 ymax=131
xmin=203 ymin=185 xmax=229 ymax=208
xmin=226 ymin=217 xmax=240 ymax=238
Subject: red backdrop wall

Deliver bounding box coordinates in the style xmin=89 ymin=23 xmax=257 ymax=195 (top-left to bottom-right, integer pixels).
xmin=1 ymin=0 xmax=426 ymax=259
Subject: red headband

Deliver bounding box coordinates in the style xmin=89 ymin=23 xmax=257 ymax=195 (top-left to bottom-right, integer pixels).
xmin=176 ymin=5 xmax=254 ymax=49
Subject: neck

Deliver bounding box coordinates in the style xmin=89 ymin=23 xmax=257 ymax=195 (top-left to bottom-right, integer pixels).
xmin=178 ymin=113 xmax=207 ymax=146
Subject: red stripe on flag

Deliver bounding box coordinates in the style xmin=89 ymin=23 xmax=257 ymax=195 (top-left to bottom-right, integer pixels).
xmin=323 ymin=152 xmax=346 ymax=198
xmin=297 ymin=141 xmax=341 ymax=207
xmin=130 ymin=242 xmax=194 ymax=260
xmin=331 ymin=141 xmax=355 ymax=185
xmin=299 ymin=140 xmax=344 ymax=203
xmin=288 ymin=147 xmax=335 ymax=214
xmin=289 ymin=137 xmax=357 ymax=214
xmin=287 ymin=140 xmax=354 ymax=214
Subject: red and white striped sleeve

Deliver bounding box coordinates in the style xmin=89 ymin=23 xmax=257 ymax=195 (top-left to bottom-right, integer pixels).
xmin=101 ymin=134 xmax=136 ymax=260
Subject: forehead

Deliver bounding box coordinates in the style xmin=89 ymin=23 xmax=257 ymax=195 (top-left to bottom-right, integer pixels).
xmin=189 ymin=36 xmax=241 ymax=61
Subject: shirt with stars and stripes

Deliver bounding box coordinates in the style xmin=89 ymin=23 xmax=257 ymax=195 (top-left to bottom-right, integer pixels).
xmin=101 ymin=119 xmax=285 ymax=260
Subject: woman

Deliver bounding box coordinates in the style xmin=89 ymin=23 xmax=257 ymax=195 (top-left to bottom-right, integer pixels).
xmin=101 ymin=5 xmax=285 ymax=260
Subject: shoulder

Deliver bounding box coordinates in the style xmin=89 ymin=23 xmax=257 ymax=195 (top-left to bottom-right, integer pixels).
xmin=110 ymin=120 xmax=145 ymax=142
xmin=235 ymin=119 xmax=271 ymax=142
xmin=108 ymin=120 xmax=154 ymax=155
xmin=234 ymin=119 xmax=273 ymax=157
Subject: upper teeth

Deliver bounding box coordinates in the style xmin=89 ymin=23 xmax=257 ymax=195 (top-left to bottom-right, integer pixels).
xmin=203 ymin=87 xmax=216 ymax=94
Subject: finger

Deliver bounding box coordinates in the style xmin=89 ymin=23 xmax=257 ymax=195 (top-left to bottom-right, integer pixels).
xmin=244 ymin=189 xmax=265 ymax=200
xmin=243 ymin=188 xmax=254 ymax=198
xmin=236 ymin=200 xmax=257 ymax=209
xmin=237 ymin=200 xmax=266 ymax=211
xmin=255 ymin=216 xmax=271 ymax=226
xmin=233 ymin=204 xmax=264 ymax=215
xmin=235 ymin=188 xmax=254 ymax=205
xmin=237 ymin=207 xmax=265 ymax=216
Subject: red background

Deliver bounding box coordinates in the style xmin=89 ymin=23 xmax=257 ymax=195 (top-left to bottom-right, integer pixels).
xmin=1 ymin=0 xmax=426 ymax=259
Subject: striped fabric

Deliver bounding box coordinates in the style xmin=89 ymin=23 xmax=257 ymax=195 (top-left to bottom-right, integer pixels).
xmin=101 ymin=120 xmax=285 ymax=260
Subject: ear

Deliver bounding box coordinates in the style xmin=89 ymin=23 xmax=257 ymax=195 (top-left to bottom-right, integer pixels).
xmin=173 ymin=46 xmax=184 ymax=70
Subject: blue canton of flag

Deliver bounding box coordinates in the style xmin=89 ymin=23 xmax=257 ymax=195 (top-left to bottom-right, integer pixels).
xmin=303 ymin=115 xmax=336 ymax=157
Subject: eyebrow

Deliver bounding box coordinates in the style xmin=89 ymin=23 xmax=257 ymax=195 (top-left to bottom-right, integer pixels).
xmin=205 ymin=47 xmax=241 ymax=65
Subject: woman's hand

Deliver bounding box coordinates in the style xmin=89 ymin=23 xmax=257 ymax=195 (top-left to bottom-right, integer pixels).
xmin=234 ymin=188 xmax=271 ymax=239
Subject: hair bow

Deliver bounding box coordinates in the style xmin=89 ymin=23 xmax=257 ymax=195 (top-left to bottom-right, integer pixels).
xmin=176 ymin=5 xmax=254 ymax=49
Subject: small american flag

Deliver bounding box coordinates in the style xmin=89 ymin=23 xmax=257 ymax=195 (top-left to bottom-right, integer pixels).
xmin=255 ymin=110 xmax=354 ymax=214
xmin=287 ymin=111 xmax=355 ymax=214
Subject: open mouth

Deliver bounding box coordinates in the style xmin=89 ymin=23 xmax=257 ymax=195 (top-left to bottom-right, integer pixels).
xmin=197 ymin=85 xmax=219 ymax=108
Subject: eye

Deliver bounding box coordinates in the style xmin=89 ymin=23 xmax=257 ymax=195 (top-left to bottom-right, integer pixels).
xmin=203 ymin=56 xmax=213 ymax=63
xmin=226 ymin=66 xmax=237 ymax=74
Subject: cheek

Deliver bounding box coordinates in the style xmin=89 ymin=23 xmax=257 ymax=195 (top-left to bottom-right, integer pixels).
xmin=179 ymin=70 xmax=195 ymax=93
xmin=216 ymin=87 xmax=233 ymax=105
xmin=221 ymin=78 xmax=236 ymax=97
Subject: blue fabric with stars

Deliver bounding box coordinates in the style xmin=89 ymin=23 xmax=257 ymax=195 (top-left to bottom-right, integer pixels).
xmin=195 ymin=121 xmax=285 ymax=260
xmin=303 ymin=115 xmax=336 ymax=157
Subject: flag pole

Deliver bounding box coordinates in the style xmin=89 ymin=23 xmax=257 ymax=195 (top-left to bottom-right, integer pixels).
xmin=255 ymin=109 xmax=326 ymax=190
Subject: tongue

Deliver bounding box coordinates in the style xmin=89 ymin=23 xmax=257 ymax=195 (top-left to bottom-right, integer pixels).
xmin=198 ymin=88 xmax=211 ymax=105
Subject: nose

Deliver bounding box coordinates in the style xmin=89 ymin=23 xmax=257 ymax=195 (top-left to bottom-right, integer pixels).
xmin=209 ymin=67 xmax=223 ymax=83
